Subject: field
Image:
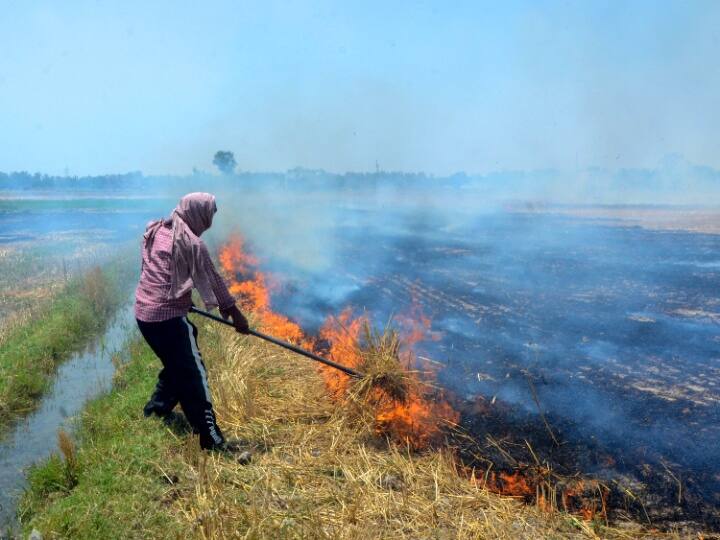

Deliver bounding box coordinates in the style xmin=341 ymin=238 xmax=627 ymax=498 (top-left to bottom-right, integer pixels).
xmin=0 ymin=194 xmax=165 ymax=327
xmin=0 ymin=194 xmax=151 ymax=427
xmin=0 ymin=266 xmax=122 ymax=429
xmin=219 ymin=200 xmax=720 ymax=531
xmin=0 ymin=193 xmax=151 ymax=533
xmin=1 ymin=189 xmax=718 ymax=537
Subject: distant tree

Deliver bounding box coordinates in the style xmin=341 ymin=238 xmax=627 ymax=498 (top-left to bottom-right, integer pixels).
xmin=213 ymin=150 xmax=237 ymax=175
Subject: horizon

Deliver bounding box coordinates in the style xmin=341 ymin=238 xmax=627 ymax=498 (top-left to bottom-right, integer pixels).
xmin=1 ymin=1 xmax=719 ymax=177
xmin=1 ymin=152 xmax=718 ymax=179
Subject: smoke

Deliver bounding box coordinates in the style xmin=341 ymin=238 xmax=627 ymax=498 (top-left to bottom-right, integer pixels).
xmin=3 ymin=165 xmax=719 ymax=519
xmin=4 ymin=167 xmax=719 ymax=449
xmin=199 ymin=180 xmax=720 ymax=493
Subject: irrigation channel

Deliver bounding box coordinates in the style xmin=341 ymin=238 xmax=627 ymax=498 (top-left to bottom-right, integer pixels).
xmin=0 ymin=305 xmax=135 ymax=535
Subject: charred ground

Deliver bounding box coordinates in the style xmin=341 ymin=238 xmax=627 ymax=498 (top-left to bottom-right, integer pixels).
xmin=259 ymin=209 xmax=720 ymax=532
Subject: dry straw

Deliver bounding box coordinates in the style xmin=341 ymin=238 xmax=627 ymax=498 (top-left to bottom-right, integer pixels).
xmin=350 ymin=320 xmax=414 ymax=403
xmin=158 ymin=320 xmax=673 ymax=540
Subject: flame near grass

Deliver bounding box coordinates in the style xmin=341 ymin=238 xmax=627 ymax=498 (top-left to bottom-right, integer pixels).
xmin=218 ymin=234 xmax=459 ymax=450
xmin=216 ymin=234 xmax=617 ymax=521
xmin=318 ymin=311 xmax=459 ymax=449
xmin=179 ymin=296 xmax=649 ymax=539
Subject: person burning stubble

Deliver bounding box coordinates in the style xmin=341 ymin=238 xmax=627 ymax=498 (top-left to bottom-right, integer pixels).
xmin=134 ymin=192 xmax=249 ymax=451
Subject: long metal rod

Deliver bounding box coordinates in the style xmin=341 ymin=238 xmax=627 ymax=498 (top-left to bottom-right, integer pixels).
xmin=189 ymin=306 xmax=363 ymax=379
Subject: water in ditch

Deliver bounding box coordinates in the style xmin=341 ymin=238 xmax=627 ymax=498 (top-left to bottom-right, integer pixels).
xmin=0 ymin=305 xmax=135 ymax=536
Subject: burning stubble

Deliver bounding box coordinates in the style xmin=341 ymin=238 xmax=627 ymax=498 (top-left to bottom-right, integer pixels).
xmin=217 ymin=235 xmax=459 ymax=450
xmin=210 ymin=198 xmax=720 ymax=530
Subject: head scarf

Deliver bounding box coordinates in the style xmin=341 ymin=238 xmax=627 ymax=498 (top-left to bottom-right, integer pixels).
xmin=143 ymin=192 xmax=220 ymax=309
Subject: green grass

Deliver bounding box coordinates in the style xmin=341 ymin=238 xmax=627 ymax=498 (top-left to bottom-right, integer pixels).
xmin=0 ymin=265 xmax=123 ymax=430
xmin=19 ymin=339 xmax=186 ymax=539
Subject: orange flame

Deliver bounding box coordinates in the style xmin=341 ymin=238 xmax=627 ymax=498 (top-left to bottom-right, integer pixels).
xmin=395 ymin=286 xmax=442 ymax=350
xmin=480 ymin=471 xmax=534 ymax=499
xmin=561 ymin=479 xmax=607 ymax=521
xmin=317 ymin=308 xmax=365 ymax=398
xmin=218 ymin=234 xmax=459 ymax=449
xmin=469 ymin=470 xmax=607 ymax=520
xmin=219 ymin=236 xmax=310 ymax=347
xmin=317 ymin=306 xmax=460 ymax=449
xmin=375 ymin=392 xmax=459 ymax=449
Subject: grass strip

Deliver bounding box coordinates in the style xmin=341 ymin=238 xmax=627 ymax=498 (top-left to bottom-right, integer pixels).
xmin=0 ymin=265 xmax=123 ymax=430
xmin=19 ymin=338 xmax=185 ymax=539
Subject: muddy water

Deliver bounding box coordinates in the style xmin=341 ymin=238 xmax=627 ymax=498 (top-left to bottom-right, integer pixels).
xmin=0 ymin=306 xmax=135 ymax=534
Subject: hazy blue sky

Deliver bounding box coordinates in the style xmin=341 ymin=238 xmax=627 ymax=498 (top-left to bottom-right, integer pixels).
xmin=1 ymin=1 xmax=718 ymax=176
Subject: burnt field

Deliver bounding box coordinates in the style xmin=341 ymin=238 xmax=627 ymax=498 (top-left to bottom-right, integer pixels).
xmin=4 ymin=191 xmax=718 ymax=530
xmin=256 ymin=207 xmax=720 ymax=530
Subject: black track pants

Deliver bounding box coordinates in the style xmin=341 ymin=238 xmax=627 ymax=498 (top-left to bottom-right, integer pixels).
xmin=137 ymin=316 xmax=224 ymax=449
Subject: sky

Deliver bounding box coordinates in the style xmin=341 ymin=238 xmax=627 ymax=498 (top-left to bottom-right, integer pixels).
xmin=0 ymin=0 xmax=718 ymax=176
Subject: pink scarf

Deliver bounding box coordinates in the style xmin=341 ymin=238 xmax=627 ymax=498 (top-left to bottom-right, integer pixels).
xmin=143 ymin=192 xmax=220 ymax=309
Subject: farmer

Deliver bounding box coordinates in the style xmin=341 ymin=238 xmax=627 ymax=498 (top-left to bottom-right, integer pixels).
xmin=134 ymin=192 xmax=249 ymax=451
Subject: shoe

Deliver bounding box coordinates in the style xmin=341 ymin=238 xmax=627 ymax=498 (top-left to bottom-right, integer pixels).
xmin=143 ymin=401 xmax=157 ymax=418
xmin=202 ymin=438 xmax=254 ymax=464
xmin=143 ymin=390 xmax=178 ymax=418
xmin=162 ymin=411 xmax=193 ymax=434
xmin=200 ymin=437 xmax=244 ymax=452
xmin=143 ymin=404 xmax=174 ymax=418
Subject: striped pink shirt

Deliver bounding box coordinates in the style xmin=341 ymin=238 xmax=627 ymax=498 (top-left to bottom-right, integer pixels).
xmin=134 ymin=223 xmax=235 ymax=322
